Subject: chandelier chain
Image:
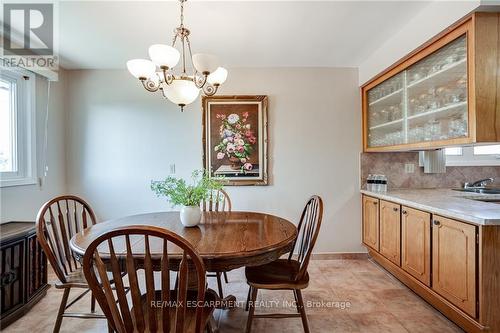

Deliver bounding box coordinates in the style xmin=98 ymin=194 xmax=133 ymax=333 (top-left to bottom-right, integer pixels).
xmin=179 ymin=0 xmax=185 ymax=27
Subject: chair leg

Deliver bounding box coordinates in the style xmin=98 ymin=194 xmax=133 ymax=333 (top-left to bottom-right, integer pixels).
xmin=293 ymin=289 xmax=300 ymax=313
xmin=91 ymin=293 xmax=96 ymax=313
xmin=245 ymin=287 xmax=258 ymax=333
xmin=108 ymin=323 xmax=114 ymax=333
xmin=245 ymin=286 xmax=252 ymax=311
xmin=216 ymin=272 xmax=224 ymax=298
xmin=223 ymin=271 xmax=229 ymax=283
xmin=206 ymin=314 xmax=218 ymax=333
xmin=53 ymin=288 xmax=70 ymax=333
xmin=295 ymin=289 xmax=310 ymax=333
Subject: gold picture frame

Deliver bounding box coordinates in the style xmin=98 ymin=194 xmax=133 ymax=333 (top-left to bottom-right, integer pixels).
xmin=202 ymin=95 xmax=268 ymax=186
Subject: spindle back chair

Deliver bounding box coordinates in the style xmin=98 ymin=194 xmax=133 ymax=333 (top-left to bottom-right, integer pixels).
xmin=83 ymin=225 xmax=216 ymax=333
xmin=202 ymin=189 xmax=232 ymax=212
xmin=36 ymin=195 xmax=105 ymax=333
xmin=288 ymin=195 xmax=324 ymax=281
xmin=244 ymin=195 xmax=324 ymax=333
xmin=37 ymin=195 xmax=97 ymax=283
xmin=201 ymin=189 xmax=232 ymax=297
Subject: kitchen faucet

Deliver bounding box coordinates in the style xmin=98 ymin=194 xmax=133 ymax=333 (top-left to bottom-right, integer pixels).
xmin=464 ymin=178 xmax=495 ymax=189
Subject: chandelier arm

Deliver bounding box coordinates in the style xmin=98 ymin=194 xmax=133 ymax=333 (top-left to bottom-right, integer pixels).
xmin=141 ymin=79 xmax=160 ymax=92
xmin=202 ymin=83 xmax=218 ymax=96
xmin=186 ymin=36 xmax=197 ymax=73
xmin=159 ymin=86 xmax=168 ymax=99
xmin=171 ymin=33 xmax=178 ymax=48
xmin=181 ymin=36 xmax=187 ymax=75
xmin=193 ymin=71 xmax=207 ymax=88
xmin=162 ymin=70 xmax=174 ymax=85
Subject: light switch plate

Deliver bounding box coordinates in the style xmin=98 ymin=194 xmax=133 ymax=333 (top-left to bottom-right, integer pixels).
xmin=169 ymin=164 xmax=176 ymax=174
xmin=405 ymin=163 xmax=415 ymax=174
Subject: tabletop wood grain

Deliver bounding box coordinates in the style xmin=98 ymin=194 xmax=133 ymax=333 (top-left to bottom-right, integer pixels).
xmin=70 ymin=211 xmax=297 ymax=272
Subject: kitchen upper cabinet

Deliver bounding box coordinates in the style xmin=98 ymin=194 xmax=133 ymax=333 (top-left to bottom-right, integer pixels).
xmin=362 ymin=195 xmax=379 ymax=251
xmin=379 ymin=200 xmax=401 ymax=266
xmin=432 ymin=215 xmax=477 ymax=318
xmin=401 ymin=207 xmax=431 ymax=286
xmin=362 ymin=12 xmax=500 ymax=152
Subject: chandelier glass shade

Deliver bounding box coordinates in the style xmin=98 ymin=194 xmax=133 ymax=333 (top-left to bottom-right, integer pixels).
xmin=127 ymin=0 xmax=227 ymax=111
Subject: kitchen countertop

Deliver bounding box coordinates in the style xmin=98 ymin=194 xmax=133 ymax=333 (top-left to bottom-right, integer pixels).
xmin=360 ymin=188 xmax=500 ymax=226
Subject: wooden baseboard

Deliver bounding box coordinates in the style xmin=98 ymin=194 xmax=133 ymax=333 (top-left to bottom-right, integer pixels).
xmin=368 ymin=250 xmax=486 ymax=333
xmin=311 ymin=252 xmax=368 ymax=260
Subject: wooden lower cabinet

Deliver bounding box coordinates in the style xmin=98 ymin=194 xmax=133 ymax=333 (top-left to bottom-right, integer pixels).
xmin=362 ymin=196 xmax=379 ymax=251
xmin=379 ymin=200 xmax=401 ymax=266
xmin=401 ymin=206 xmax=431 ymax=286
xmin=0 ymin=239 xmax=25 ymax=316
xmin=362 ymin=194 xmax=500 ymax=333
xmin=432 ymin=215 xmax=476 ymax=318
xmin=0 ymin=222 xmax=49 ymax=329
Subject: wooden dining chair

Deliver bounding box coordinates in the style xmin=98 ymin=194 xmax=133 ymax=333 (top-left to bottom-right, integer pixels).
xmin=244 ymin=195 xmax=323 ymax=333
xmin=82 ymin=225 xmax=218 ymax=333
xmin=202 ymin=189 xmax=232 ymax=298
xmin=36 ymin=195 xmax=106 ymax=333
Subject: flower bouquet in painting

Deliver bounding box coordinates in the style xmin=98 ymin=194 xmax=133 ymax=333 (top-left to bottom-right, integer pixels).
xmin=203 ymin=95 xmax=268 ymax=185
xmin=214 ymin=112 xmax=257 ymax=171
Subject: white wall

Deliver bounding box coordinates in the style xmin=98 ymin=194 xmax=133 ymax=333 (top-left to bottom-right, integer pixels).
xmin=358 ymin=1 xmax=481 ymax=84
xmin=0 ymin=71 xmax=67 ymax=222
xmin=65 ymin=68 xmax=363 ymax=253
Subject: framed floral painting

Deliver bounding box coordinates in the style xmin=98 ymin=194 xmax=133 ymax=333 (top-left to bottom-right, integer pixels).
xmin=202 ymin=95 xmax=268 ymax=185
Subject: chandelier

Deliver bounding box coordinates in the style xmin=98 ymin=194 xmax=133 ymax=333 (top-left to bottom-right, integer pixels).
xmin=126 ymin=0 xmax=228 ymax=111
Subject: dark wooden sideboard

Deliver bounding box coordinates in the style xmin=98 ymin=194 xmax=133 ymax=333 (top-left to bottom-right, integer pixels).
xmin=0 ymin=222 xmax=49 ymax=329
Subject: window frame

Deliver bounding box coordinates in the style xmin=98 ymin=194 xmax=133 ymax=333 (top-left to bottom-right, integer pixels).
xmin=445 ymin=145 xmax=500 ymax=166
xmin=0 ymin=67 xmax=37 ymax=187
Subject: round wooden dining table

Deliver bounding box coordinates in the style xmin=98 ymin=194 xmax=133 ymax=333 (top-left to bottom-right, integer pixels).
xmin=70 ymin=211 xmax=297 ymax=273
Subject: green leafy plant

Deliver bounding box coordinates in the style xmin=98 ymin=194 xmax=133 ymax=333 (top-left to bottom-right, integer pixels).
xmin=151 ymin=170 xmax=224 ymax=207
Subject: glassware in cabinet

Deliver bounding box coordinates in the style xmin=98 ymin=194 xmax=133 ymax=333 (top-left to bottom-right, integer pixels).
xmin=365 ymin=34 xmax=468 ymax=148
xmin=406 ymin=35 xmax=468 ymax=143
xmin=366 ymin=72 xmax=405 ymax=147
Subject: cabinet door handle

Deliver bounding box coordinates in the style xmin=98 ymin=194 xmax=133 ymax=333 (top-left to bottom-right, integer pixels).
xmin=402 ymin=210 xmax=408 ymax=215
xmin=433 ymin=220 xmax=440 ymax=226
xmin=373 ymin=201 xmax=378 ymax=205
xmin=393 ymin=207 xmax=399 ymax=212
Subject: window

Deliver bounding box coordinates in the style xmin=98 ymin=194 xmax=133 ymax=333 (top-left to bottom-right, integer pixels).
xmin=445 ymin=145 xmax=500 ymax=166
xmin=0 ymin=68 xmax=37 ymax=187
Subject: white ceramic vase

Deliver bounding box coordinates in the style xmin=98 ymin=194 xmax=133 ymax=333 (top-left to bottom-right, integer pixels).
xmin=179 ymin=205 xmax=202 ymax=227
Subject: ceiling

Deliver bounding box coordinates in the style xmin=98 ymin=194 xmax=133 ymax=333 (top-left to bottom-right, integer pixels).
xmin=58 ymin=1 xmax=430 ymax=69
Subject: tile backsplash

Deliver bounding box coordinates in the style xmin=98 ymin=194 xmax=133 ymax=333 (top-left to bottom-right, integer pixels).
xmin=360 ymin=152 xmax=500 ymax=189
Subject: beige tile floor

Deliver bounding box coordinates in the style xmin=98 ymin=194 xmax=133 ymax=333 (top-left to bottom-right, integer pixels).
xmin=4 ymin=259 xmax=463 ymax=332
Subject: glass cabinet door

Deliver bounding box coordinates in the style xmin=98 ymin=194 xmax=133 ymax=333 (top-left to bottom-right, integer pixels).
xmin=366 ymin=34 xmax=468 ymax=148
xmin=406 ymin=35 xmax=468 ymax=143
xmin=366 ymin=73 xmax=404 ymax=147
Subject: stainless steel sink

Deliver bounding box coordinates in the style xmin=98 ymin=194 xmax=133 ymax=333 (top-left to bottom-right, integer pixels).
xmin=453 ymin=188 xmax=500 ymax=194
xmin=466 ymin=197 xmax=500 ymax=204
